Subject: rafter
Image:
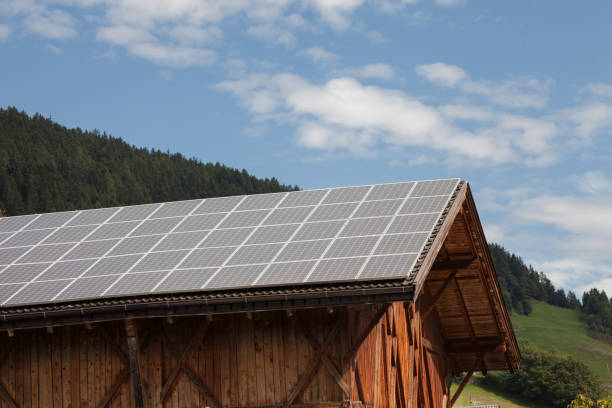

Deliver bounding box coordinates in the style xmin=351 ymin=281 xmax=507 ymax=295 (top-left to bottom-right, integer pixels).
xmin=422 ymin=270 xmax=457 ymax=320
xmin=453 ymin=277 xmax=477 ymax=343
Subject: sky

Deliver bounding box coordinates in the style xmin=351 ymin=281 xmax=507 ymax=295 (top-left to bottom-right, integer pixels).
xmin=1 ymin=0 xmax=611 ymax=297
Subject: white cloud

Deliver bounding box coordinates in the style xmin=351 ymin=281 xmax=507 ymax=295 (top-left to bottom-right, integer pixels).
xmin=299 ymin=46 xmax=338 ymax=65
xmin=584 ymin=83 xmax=612 ymax=99
xmin=416 ymin=62 xmax=467 ymax=87
xmin=515 ymin=194 xmax=612 ymax=255
xmin=416 ymin=62 xmax=552 ymax=108
xmin=483 ymin=224 xmax=505 ymax=243
xmin=374 ymin=0 xmax=419 ymax=13
xmin=345 ymin=63 xmax=396 ymax=81
xmin=0 ymin=24 xmax=11 ymax=41
xmin=97 ymin=25 xmax=217 ymax=67
xmin=25 ymin=8 xmax=76 ymax=39
xmin=247 ymin=24 xmax=296 ymax=47
xmin=46 ymin=44 xmax=63 ymax=54
xmin=365 ymin=30 xmax=386 ymax=44
xmin=573 ymin=171 xmax=612 ymax=195
xmin=532 ymin=258 xmax=612 ymax=297
xmin=563 ymin=102 xmax=612 ymax=141
xmin=435 ymin=0 xmax=465 ymax=6
xmin=304 ymin=0 xmax=365 ymax=30
xmin=218 ymin=72 xmax=561 ymax=165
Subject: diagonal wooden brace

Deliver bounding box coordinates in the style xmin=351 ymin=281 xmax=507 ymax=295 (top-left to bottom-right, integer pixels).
xmin=296 ymin=316 xmax=351 ymax=397
xmin=283 ymin=317 xmax=345 ymax=408
xmin=0 ymin=339 xmax=17 ymax=408
xmin=160 ymin=321 xmax=220 ymax=408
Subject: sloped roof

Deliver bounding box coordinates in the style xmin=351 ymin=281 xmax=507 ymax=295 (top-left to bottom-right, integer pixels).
xmin=0 ymin=179 xmax=461 ymax=309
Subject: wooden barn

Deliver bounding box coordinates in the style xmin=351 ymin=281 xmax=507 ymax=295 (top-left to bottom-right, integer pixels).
xmin=0 ymin=179 xmax=519 ymax=408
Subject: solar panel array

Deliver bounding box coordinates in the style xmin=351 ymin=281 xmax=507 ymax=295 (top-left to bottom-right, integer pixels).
xmin=0 ymin=179 xmax=460 ymax=307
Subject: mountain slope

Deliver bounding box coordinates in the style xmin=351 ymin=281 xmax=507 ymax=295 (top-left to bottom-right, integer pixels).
xmin=511 ymin=300 xmax=612 ymax=386
xmin=0 ymin=107 xmax=297 ymax=216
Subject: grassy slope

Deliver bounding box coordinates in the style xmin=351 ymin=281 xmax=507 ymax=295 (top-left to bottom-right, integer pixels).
xmin=450 ymin=377 xmax=539 ymax=407
xmin=511 ymin=300 xmax=612 ymax=384
xmin=451 ymin=301 xmax=612 ymax=406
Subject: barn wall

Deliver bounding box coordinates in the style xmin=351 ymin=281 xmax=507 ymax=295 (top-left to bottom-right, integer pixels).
xmin=0 ymin=303 xmax=451 ymax=408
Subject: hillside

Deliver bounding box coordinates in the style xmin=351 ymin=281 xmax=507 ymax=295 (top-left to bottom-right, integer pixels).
xmin=0 ymin=107 xmax=297 ymax=216
xmin=511 ymin=300 xmax=612 ymax=387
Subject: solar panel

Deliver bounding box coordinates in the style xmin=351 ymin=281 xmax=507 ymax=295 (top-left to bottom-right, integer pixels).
xmin=55 ymin=275 xmax=119 ymax=301
xmin=155 ymin=231 xmax=210 ymax=251
xmin=0 ymin=263 xmax=50 ymax=284
xmin=87 ymin=221 xmax=141 ymax=240
xmin=0 ymin=215 xmax=38 ymax=233
xmin=37 ymin=259 xmax=96 ymax=280
xmin=155 ymin=268 xmax=218 ymax=292
xmin=200 ymin=228 xmax=254 ymax=248
xmin=25 ymin=211 xmax=78 ymax=230
xmin=246 ymin=224 xmax=299 ymax=245
xmin=84 ymin=255 xmax=141 ymax=277
xmin=0 ymin=229 xmax=55 ymax=248
xmin=43 ymin=225 xmax=97 ymax=244
xmin=0 ymin=179 xmax=460 ymax=307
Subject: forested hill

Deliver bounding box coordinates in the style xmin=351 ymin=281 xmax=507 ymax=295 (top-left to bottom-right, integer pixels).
xmin=0 ymin=107 xmax=297 ymax=216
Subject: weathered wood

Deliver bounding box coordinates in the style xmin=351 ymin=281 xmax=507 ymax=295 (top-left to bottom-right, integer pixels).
xmin=160 ymin=319 xmax=210 ymax=402
xmin=446 ymin=342 xmax=505 ymax=354
xmin=296 ymin=317 xmax=350 ymax=398
xmin=161 ymin=324 xmax=222 ymax=408
xmin=96 ymin=368 xmax=130 ymax=408
xmin=453 ymin=277 xmax=477 ymax=343
xmin=430 ymin=258 xmax=476 ymax=272
xmin=423 ymin=270 xmax=457 ymax=319
xmin=283 ymin=318 xmax=344 ymax=408
xmin=341 ymin=305 xmax=389 ymax=373
xmin=125 ymin=319 xmax=145 ymax=408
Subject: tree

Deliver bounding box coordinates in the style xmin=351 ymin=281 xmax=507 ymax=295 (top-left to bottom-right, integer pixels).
xmin=568 ymin=394 xmax=612 ymax=408
xmin=482 ymin=345 xmax=603 ymax=408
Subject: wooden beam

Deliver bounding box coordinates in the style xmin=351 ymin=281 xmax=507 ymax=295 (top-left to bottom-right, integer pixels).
xmin=160 ymin=319 xmax=210 ymax=402
xmin=95 ymin=369 xmax=130 ymax=408
xmin=124 ymin=319 xmax=144 ymax=408
xmin=0 ymin=384 xmax=17 ymax=408
xmin=354 ymin=364 xmax=365 ymax=404
xmin=453 ymin=278 xmax=477 ymax=343
xmin=446 ymin=342 xmax=505 ymax=355
xmin=422 ymin=271 xmax=456 ymax=319
xmin=0 ymin=339 xmax=17 ymax=408
xmin=283 ymin=318 xmax=344 ymax=408
xmin=161 ymin=328 xmax=221 ymax=408
xmin=296 ymin=317 xmax=351 ymax=398
xmin=450 ymin=354 xmax=483 ymax=406
xmin=373 ymin=323 xmax=381 ymax=408
xmin=341 ymin=305 xmax=389 ymax=374
xmin=430 ymin=258 xmax=477 ymax=272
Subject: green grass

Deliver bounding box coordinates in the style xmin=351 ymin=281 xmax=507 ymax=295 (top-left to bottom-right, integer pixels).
xmin=450 ymin=378 xmax=542 ymax=407
xmin=511 ymin=300 xmax=612 ymax=385
xmin=451 ymin=301 xmax=612 ymax=406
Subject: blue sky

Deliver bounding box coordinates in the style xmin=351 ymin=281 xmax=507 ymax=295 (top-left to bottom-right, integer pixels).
xmin=1 ymin=0 xmax=612 ymax=296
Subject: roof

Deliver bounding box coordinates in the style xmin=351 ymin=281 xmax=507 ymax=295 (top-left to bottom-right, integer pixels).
xmin=0 ymin=178 xmax=521 ymax=373
xmin=0 ymin=179 xmax=461 ymax=311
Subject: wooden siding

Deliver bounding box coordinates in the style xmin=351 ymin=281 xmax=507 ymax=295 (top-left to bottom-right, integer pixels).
xmin=0 ymin=301 xmax=452 ymax=408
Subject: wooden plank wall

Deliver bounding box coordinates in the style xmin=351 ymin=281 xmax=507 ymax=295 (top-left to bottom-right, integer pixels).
xmin=0 ymin=302 xmax=451 ymax=408
xmin=351 ymin=300 xmax=450 ymax=408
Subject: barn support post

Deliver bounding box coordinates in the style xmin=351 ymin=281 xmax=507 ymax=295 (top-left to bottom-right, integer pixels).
xmin=124 ymin=319 xmax=145 ymax=408
xmin=450 ymin=354 xmax=483 ymax=406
